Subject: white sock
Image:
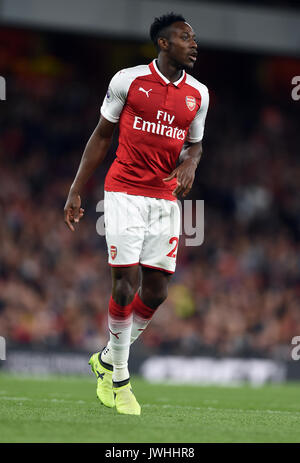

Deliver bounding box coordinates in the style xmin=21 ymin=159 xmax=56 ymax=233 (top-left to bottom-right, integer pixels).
xmin=130 ymin=314 xmax=152 ymax=345
xmin=100 ymin=342 xmax=113 ymax=365
xmin=101 ymin=313 xmax=152 ymax=367
xmin=108 ymin=314 xmax=132 ymax=383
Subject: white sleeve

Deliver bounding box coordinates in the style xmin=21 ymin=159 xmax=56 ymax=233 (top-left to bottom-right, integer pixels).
xmin=100 ymin=70 xmax=128 ymax=123
xmin=186 ymin=86 xmax=209 ymax=143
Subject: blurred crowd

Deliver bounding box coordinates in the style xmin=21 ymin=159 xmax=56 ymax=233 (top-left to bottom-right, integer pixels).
xmin=0 ymin=27 xmax=299 ymax=360
xmin=207 ymin=0 xmax=300 ymax=9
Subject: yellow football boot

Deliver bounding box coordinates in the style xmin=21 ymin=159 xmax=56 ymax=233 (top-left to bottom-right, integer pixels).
xmin=89 ymin=351 xmax=115 ymax=408
xmin=113 ymin=380 xmax=141 ymax=416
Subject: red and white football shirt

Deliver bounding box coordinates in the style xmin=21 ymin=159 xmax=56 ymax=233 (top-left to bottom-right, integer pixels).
xmin=101 ymin=59 xmax=209 ymax=201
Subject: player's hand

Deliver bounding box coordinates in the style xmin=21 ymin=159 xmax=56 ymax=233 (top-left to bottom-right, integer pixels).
xmin=163 ymin=158 xmax=198 ymax=198
xmin=64 ymin=191 xmax=84 ymax=232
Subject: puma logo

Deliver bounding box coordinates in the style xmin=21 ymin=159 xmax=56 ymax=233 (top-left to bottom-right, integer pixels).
xmin=139 ymin=87 xmax=152 ymax=98
xmin=109 ymin=328 xmax=122 ymax=339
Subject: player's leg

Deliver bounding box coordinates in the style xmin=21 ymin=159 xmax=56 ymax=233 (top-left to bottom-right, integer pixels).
xmin=108 ymin=266 xmax=141 ymax=414
xmin=90 ymin=265 xmax=141 ymax=414
xmin=130 ymin=198 xmax=180 ymax=344
xmin=90 ymin=191 xmax=143 ymax=413
xmin=103 ymin=265 xmax=139 ymax=381
xmin=105 ymin=267 xmax=170 ymax=415
xmin=130 ymin=268 xmax=172 ymax=345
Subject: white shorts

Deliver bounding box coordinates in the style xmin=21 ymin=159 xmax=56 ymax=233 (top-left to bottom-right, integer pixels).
xmin=104 ymin=191 xmax=181 ymax=273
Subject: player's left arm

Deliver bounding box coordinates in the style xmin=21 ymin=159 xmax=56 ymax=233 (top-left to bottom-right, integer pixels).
xmin=163 ymin=141 xmax=202 ymax=197
xmin=163 ymin=84 xmax=209 ymax=197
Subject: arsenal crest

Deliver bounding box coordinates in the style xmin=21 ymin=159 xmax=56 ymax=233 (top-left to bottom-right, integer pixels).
xmin=110 ymin=245 xmax=117 ymax=260
xmin=185 ymin=96 xmax=196 ymax=111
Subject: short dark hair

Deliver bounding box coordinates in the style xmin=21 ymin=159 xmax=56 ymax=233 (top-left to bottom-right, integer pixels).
xmin=150 ymin=13 xmax=186 ymax=51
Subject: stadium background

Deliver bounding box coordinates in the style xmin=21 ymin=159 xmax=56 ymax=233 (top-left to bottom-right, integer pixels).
xmin=0 ymin=0 xmax=300 ymax=384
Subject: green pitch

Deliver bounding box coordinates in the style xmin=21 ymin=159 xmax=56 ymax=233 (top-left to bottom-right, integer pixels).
xmin=0 ymin=373 xmax=299 ymax=443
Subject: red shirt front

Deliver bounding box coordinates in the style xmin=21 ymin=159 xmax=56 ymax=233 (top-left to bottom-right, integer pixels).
xmin=101 ymin=59 xmax=209 ymax=201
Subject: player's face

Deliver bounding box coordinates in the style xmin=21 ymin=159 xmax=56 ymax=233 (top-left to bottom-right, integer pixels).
xmin=166 ymin=22 xmax=198 ymax=70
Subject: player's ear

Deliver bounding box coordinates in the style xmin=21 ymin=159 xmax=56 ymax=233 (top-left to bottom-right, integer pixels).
xmin=157 ymin=37 xmax=169 ymax=51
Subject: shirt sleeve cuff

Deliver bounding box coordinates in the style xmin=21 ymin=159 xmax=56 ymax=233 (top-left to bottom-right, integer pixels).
xmin=100 ymin=107 xmax=119 ymax=123
xmin=186 ymin=135 xmax=203 ymax=143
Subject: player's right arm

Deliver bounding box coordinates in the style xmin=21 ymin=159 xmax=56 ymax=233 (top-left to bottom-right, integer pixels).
xmin=64 ymin=116 xmax=115 ymax=231
xmin=64 ymin=69 xmax=129 ymax=231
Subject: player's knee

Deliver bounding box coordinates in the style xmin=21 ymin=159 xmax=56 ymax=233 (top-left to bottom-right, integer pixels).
xmin=113 ymin=278 xmax=135 ymax=306
xmin=142 ymin=287 xmax=168 ymax=309
xmin=155 ymin=289 xmax=168 ymax=307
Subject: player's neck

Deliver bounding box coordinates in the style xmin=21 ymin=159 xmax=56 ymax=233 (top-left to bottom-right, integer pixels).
xmin=156 ymin=56 xmax=183 ymax=84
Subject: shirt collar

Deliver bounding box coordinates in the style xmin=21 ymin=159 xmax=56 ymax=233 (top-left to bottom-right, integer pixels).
xmin=150 ymin=59 xmax=186 ymax=88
